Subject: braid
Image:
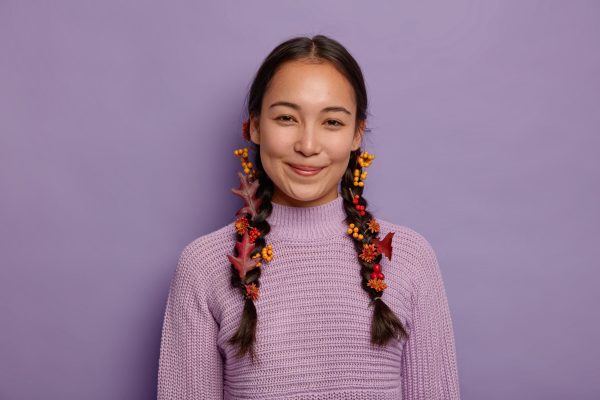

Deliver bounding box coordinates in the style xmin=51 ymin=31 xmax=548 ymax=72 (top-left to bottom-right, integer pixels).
xmin=341 ymin=149 xmax=408 ymax=346
xmin=228 ymin=145 xmax=274 ymax=363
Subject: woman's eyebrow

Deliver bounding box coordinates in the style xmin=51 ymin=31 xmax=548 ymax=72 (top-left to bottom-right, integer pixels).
xmin=269 ymin=101 xmax=351 ymax=115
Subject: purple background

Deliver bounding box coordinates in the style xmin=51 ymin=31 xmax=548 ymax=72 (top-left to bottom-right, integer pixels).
xmin=1 ymin=1 xmax=599 ymax=399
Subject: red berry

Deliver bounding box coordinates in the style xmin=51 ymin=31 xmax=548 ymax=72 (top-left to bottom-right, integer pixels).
xmin=376 ymin=272 xmax=384 ymax=280
xmin=373 ymin=263 xmax=381 ymax=273
xmin=370 ymin=272 xmax=378 ymax=279
xmin=248 ymin=227 xmax=260 ymax=243
xmin=360 ymin=211 xmax=365 ymax=216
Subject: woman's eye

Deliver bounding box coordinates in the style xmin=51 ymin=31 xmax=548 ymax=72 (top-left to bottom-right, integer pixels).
xmin=276 ymin=116 xmax=343 ymax=127
xmin=277 ymin=115 xmax=295 ymax=123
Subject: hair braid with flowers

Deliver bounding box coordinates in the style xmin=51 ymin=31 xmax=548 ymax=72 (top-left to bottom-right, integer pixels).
xmin=227 ymin=141 xmax=274 ymax=363
xmin=341 ymin=149 xmax=408 ymax=345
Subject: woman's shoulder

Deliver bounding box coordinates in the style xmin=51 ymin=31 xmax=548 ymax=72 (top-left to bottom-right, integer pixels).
xmin=375 ymin=217 xmax=436 ymax=256
xmin=375 ymin=217 xmax=442 ymax=285
xmin=180 ymin=222 xmax=236 ymax=255
xmin=172 ymin=221 xmax=237 ymax=284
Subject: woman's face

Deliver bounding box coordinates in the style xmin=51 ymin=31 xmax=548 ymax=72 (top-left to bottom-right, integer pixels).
xmin=249 ymin=59 xmax=365 ymax=207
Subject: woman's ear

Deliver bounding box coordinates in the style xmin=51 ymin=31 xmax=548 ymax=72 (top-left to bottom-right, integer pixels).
xmin=249 ymin=114 xmax=260 ymax=145
xmin=351 ymin=119 xmax=366 ymax=151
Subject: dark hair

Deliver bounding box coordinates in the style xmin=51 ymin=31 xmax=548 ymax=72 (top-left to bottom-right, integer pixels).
xmin=228 ymin=34 xmax=407 ymax=362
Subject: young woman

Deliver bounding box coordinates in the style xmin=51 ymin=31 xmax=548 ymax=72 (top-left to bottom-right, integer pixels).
xmin=157 ymin=34 xmax=461 ymax=400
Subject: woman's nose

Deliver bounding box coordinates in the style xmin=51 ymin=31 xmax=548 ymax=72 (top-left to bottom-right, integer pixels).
xmin=294 ymin=124 xmax=321 ymax=156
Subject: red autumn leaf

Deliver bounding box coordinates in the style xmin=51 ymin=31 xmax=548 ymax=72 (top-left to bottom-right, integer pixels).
xmin=231 ymin=171 xmax=262 ymax=218
xmin=227 ymin=230 xmax=257 ymax=281
xmin=373 ymin=231 xmax=395 ymax=261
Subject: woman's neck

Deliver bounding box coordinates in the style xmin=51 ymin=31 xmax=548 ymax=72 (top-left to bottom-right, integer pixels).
xmin=271 ymin=188 xmax=341 ymax=208
xmin=267 ymin=195 xmax=348 ymax=240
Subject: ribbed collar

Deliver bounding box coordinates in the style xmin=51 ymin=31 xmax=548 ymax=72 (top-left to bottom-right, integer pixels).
xmin=267 ymin=194 xmax=348 ymax=240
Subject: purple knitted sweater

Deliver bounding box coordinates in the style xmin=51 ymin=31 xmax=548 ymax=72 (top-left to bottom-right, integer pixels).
xmin=157 ymin=195 xmax=460 ymax=399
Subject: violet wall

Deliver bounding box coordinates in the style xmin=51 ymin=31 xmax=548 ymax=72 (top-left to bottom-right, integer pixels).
xmin=1 ymin=1 xmax=599 ymax=399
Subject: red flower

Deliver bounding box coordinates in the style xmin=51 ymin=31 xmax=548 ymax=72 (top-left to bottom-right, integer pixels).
xmin=359 ymin=243 xmax=378 ymax=262
xmin=367 ymin=218 xmax=380 ymax=234
xmin=244 ymin=283 xmax=260 ymax=301
xmin=234 ymin=216 xmax=249 ymax=235
xmin=367 ymin=278 xmax=387 ymax=292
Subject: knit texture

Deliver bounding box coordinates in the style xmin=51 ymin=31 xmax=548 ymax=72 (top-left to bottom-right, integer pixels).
xmin=157 ymin=195 xmax=461 ymax=399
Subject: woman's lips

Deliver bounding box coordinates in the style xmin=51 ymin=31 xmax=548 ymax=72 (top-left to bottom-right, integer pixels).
xmin=288 ymin=163 xmax=324 ymax=176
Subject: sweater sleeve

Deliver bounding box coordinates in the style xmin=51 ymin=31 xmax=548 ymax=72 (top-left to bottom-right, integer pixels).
xmin=157 ymin=242 xmax=224 ymax=400
xmin=400 ymin=234 xmax=461 ymax=400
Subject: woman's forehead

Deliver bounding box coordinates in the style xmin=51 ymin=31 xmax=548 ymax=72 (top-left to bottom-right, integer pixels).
xmin=263 ymin=60 xmax=356 ymax=114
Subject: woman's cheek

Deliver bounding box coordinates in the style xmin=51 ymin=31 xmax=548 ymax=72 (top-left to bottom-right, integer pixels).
xmin=264 ymin=132 xmax=294 ymax=158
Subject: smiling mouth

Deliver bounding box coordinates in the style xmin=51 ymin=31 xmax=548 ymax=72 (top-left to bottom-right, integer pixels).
xmin=288 ymin=163 xmax=324 ymax=176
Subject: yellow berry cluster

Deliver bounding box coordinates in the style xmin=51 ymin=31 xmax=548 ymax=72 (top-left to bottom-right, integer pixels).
xmin=251 ymin=244 xmax=274 ymax=267
xmin=261 ymin=244 xmax=274 ymax=262
xmin=357 ymin=151 xmax=375 ymax=168
xmin=347 ymin=223 xmax=364 ymax=241
xmin=353 ymin=151 xmax=375 ymax=186
xmin=353 ymin=168 xmax=368 ymax=187
xmin=233 ymin=147 xmax=256 ymax=178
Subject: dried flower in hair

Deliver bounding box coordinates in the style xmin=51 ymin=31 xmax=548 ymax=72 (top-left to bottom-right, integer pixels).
xmin=231 ymin=171 xmax=262 ymax=218
xmin=242 ymin=119 xmax=250 ymax=141
xmin=261 ymin=244 xmax=274 ymax=262
xmin=234 ymin=147 xmax=256 ymax=178
xmin=346 ymin=223 xmax=364 ymax=240
xmin=373 ymin=231 xmax=395 ymax=261
xmin=367 ymin=278 xmax=387 ymax=292
xmin=359 ymin=243 xmax=378 ymax=263
xmin=352 ymin=168 xmax=368 ymax=187
xmin=227 ymin=230 xmax=257 ymax=281
xmin=248 ymin=227 xmax=261 ymax=243
xmin=235 ymin=216 xmax=249 ymax=235
xmin=367 ymin=218 xmax=380 ymax=234
xmin=244 ymin=282 xmax=260 ymax=301
xmin=357 ymin=151 xmax=375 ymax=168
